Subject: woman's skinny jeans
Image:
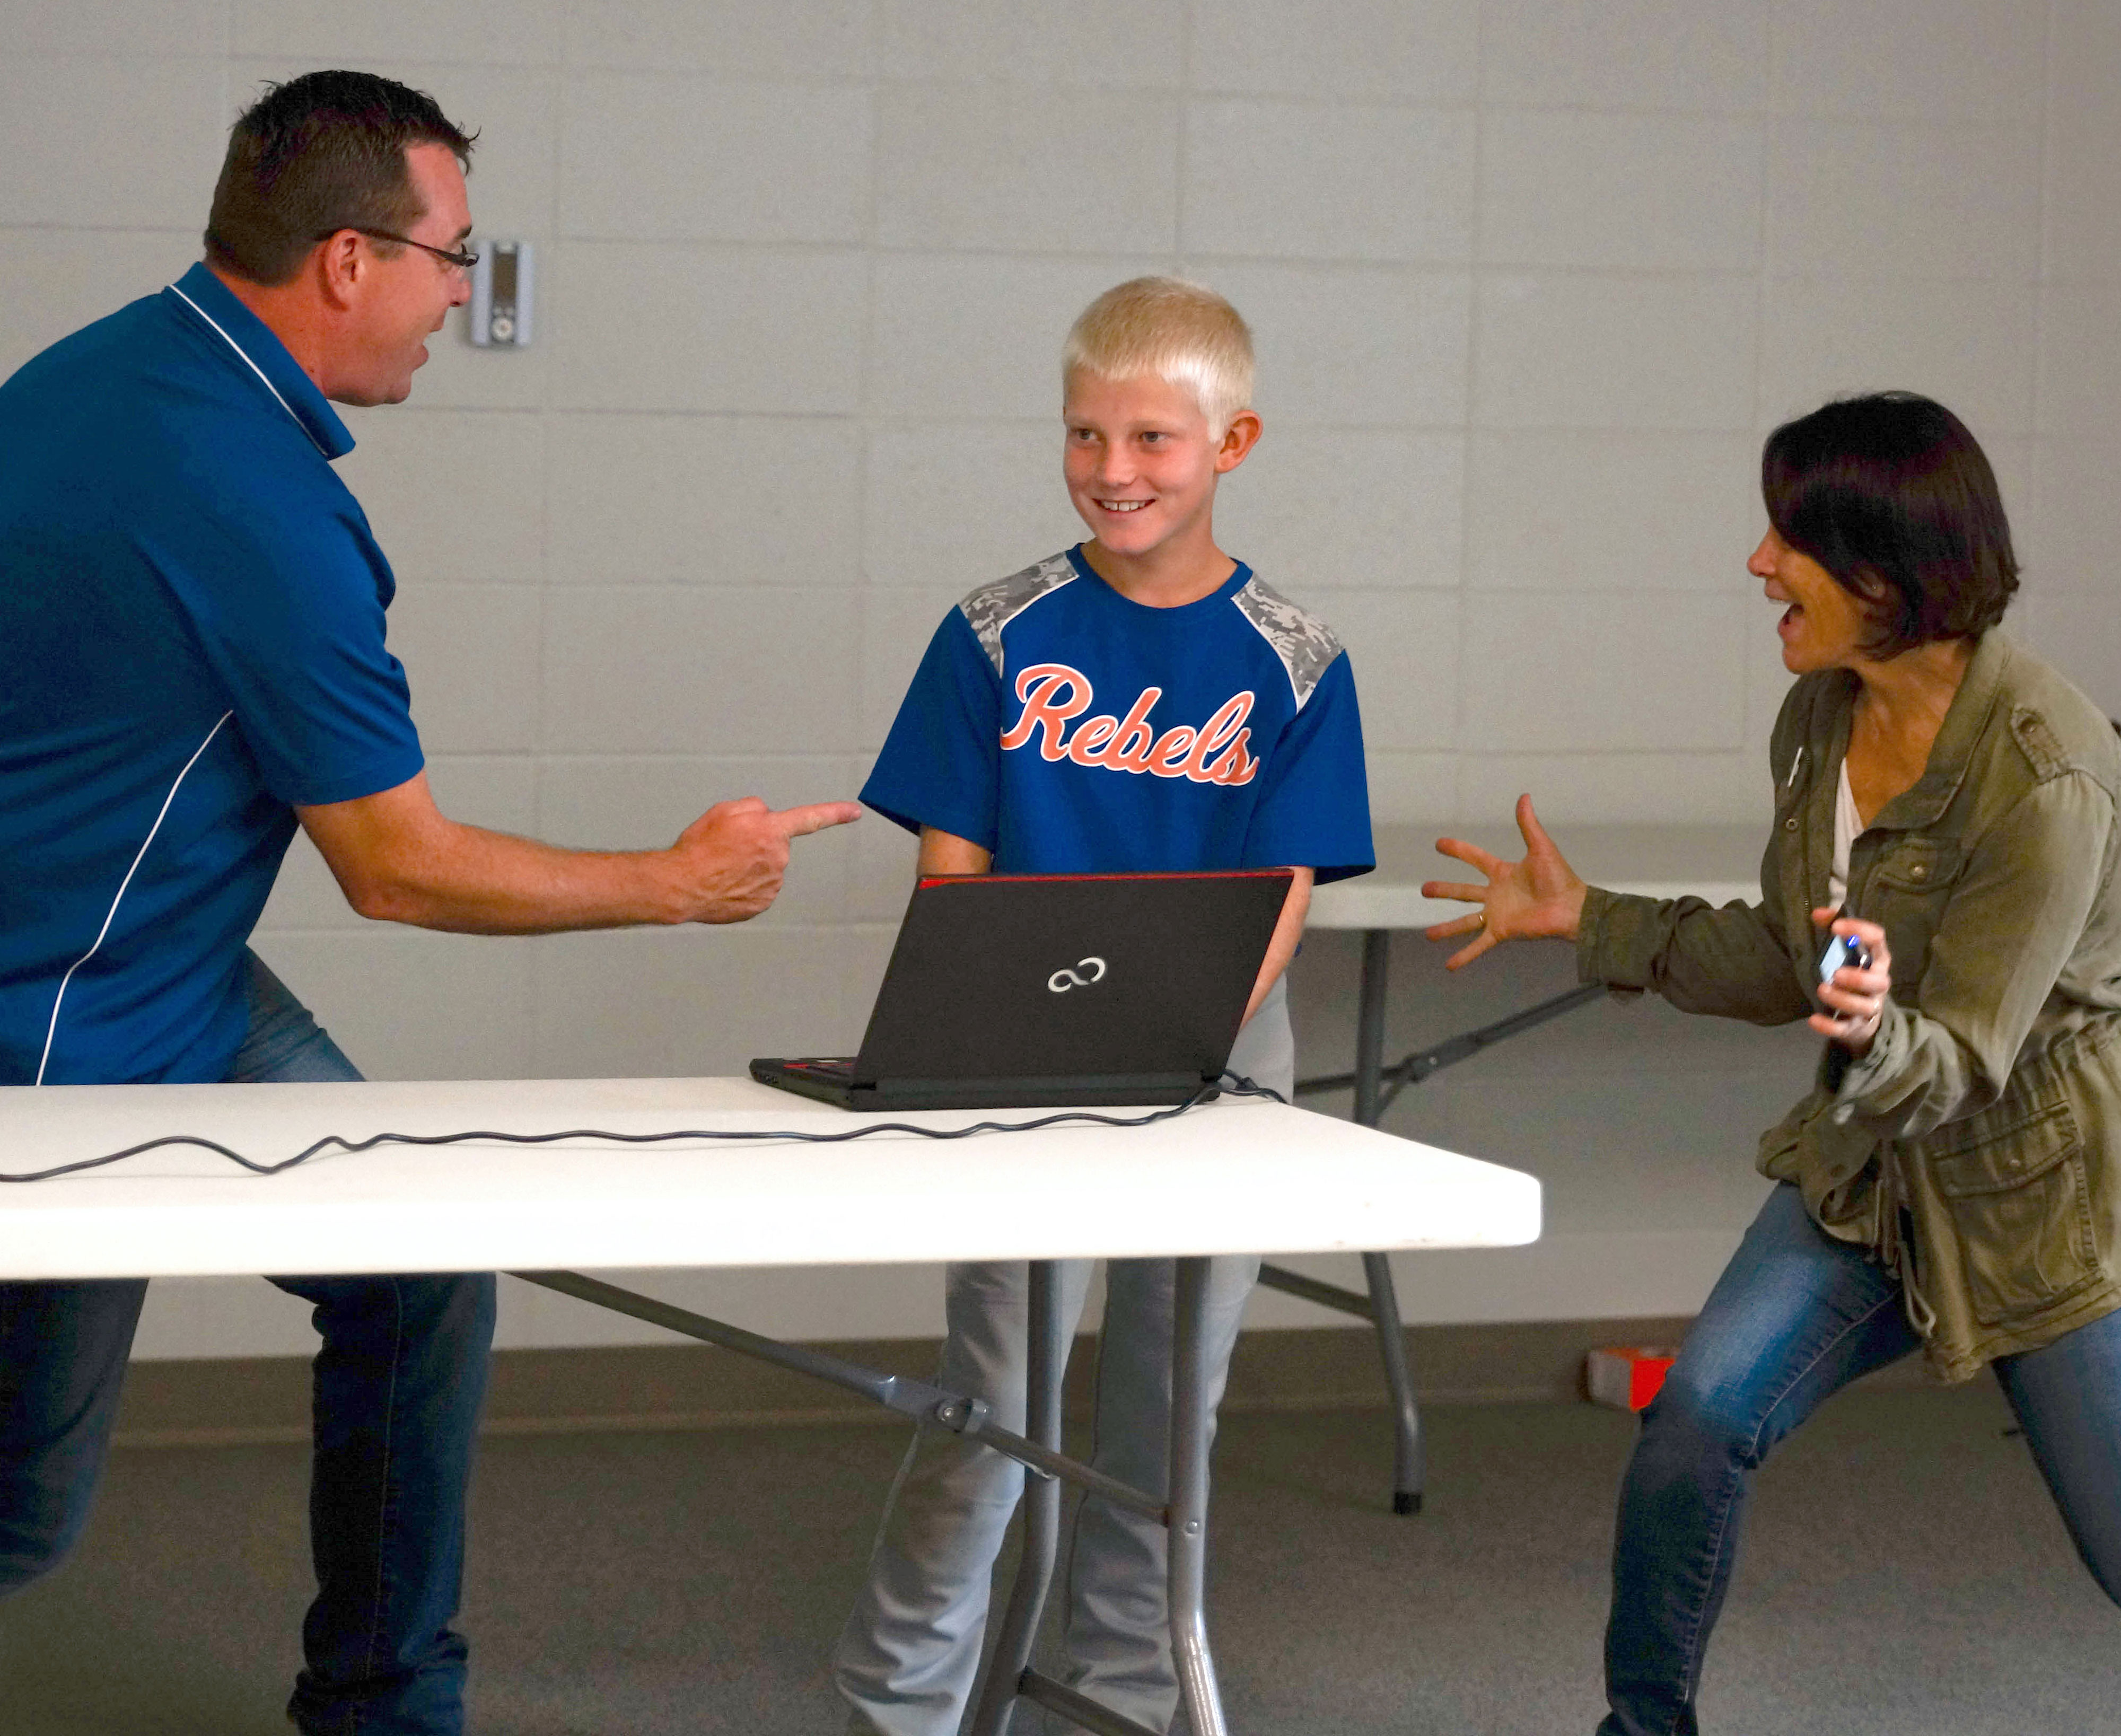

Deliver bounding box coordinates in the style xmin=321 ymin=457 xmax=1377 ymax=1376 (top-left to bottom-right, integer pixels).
xmin=1599 ymin=1181 xmax=2121 ymax=1736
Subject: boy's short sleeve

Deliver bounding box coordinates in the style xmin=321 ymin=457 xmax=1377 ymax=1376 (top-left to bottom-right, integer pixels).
xmin=1240 ymin=652 xmax=1373 ymax=882
xmin=861 ymin=608 xmax=1004 ymax=848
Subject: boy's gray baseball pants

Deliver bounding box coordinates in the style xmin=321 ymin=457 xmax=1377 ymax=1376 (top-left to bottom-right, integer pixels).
xmin=834 ymin=978 xmax=1295 ymax=1736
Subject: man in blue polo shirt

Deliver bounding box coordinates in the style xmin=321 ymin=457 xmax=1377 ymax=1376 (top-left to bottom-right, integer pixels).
xmin=0 ymin=72 xmax=856 ymax=1733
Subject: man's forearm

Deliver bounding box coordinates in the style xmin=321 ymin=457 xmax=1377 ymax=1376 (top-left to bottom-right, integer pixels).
xmin=298 ymin=772 xmax=845 ymax=933
xmin=334 ymin=820 xmax=686 ymax=934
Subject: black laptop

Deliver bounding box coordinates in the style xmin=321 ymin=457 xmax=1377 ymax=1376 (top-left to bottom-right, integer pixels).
xmin=750 ymin=869 xmax=1293 ymax=1111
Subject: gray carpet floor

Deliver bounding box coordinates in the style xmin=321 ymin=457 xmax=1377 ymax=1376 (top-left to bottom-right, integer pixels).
xmin=4 ymin=1384 xmax=2117 ymax=1734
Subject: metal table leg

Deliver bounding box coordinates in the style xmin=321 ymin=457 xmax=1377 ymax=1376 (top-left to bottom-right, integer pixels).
xmin=1263 ymin=929 xmax=1426 ymax=1514
xmin=514 ymin=1267 xmax=1181 ymax=1735
xmin=1361 ymin=1251 xmax=1425 ymax=1514
xmin=1346 ymin=931 xmax=1424 ymax=1513
xmin=1004 ymin=1257 xmax=1234 ymax=1736
xmin=969 ymin=1260 xmax=1066 ymax=1736
xmin=1351 ymin=928 xmax=1391 ymax=1129
xmin=1167 ymin=1255 xmax=1229 ymax=1736
xmin=1276 ymin=936 xmax=1607 ymax=1514
xmin=1266 ymin=927 xmax=1427 ymax=1515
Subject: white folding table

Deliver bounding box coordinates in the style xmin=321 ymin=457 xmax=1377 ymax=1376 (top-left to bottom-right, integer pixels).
xmin=0 ymin=1073 xmax=1539 ymax=1736
xmin=1276 ymin=823 xmax=1763 ymax=1514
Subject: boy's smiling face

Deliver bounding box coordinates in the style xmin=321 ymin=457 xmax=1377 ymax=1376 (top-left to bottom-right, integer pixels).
xmin=1062 ymin=369 xmax=1258 ymax=573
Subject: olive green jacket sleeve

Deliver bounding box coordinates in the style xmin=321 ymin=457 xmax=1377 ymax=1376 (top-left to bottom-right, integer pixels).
xmin=1575 ymin=878 xmax=1812 ymax=1027
xmin=1574 ymin=665 xmax=1826 ymax=1028
xmin=1837 ymin=768 xmax=2117 ymax=1140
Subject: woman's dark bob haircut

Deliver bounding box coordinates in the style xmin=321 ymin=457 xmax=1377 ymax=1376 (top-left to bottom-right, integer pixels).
xmin=1761 ymin=392 xmax=2019 ymax=659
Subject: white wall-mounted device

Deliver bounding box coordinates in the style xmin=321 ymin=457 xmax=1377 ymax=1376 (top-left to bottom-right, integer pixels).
xmin=469 ymin=240 xmax=533 ymax=348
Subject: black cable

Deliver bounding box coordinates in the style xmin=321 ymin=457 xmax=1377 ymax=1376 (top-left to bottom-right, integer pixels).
xmin=1 ymin=1074 xmax=1287 ymax=1185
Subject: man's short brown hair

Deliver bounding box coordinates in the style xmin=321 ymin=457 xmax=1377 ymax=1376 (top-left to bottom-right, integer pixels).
xmin=205 ymin=70 xmax=476 ymax=287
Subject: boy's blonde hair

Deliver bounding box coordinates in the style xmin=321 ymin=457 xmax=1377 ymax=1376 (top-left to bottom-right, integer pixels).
xmin=1062 ymin=277 xmax=1254 ymax=437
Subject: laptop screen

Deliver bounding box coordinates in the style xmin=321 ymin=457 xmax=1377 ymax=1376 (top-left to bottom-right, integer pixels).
xmin=851 ymin=870 xmax=1292 ymax=1087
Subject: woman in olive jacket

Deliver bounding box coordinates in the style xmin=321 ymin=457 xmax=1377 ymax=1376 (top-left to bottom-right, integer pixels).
xmin=1426 ymin=392 xmax=2121 ymax=1736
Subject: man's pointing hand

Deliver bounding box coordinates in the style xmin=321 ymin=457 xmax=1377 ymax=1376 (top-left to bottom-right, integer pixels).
xmin=667 ymin=797 xmax=863 ymax=924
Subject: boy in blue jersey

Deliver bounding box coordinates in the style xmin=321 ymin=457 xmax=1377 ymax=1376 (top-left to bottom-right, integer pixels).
xmin=835 ymin=278 xmax=1373 ymax=1735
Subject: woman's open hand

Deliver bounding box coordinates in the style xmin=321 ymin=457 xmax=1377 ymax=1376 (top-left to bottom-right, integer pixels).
xmin=1811 ymin=908 xmax=1892 ymax=1053
xmin=1421 ymin=794 xmax=1590 ymax=971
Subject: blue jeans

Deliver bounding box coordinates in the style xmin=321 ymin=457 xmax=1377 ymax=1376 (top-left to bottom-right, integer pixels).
xmin=0 ymin=951 xmax=496 ymax=1735
xmin=1599 ymin=1182 xmax=2121 ymax=1735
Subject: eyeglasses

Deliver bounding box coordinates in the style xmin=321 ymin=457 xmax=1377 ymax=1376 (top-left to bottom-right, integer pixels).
xmin=320 ymin=226 xmax=480 ymax=272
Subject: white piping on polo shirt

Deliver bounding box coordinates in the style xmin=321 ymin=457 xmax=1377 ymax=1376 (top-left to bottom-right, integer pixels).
xmin=35 ymin=285 xmax=326 ymax=1084
xmin=166 ymin=282 xmax=330 ymax=458
xmin=34 ymin=712 xmax=234 ymax=1086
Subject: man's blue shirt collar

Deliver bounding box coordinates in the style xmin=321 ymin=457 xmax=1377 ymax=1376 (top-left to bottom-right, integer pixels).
xmin=164 ymin=262 xmax=355 ymax=461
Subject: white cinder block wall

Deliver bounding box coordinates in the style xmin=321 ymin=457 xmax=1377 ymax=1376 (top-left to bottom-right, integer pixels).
xmin=5 ymin=1 xmax=2119 ymax=1357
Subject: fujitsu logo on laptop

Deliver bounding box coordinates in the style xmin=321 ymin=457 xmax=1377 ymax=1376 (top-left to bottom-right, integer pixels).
xmin=1047 ymin=956 xmax=1107 ymax=993
xmin=998 ymin=663 xmax=1258 ymax=785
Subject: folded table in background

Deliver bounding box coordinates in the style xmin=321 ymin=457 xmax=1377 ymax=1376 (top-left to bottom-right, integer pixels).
xmin=1284 ymin=822 xmax=1764 ymax=1515
xmin=0 ymin=1073 xmax=1539 ymax=1736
